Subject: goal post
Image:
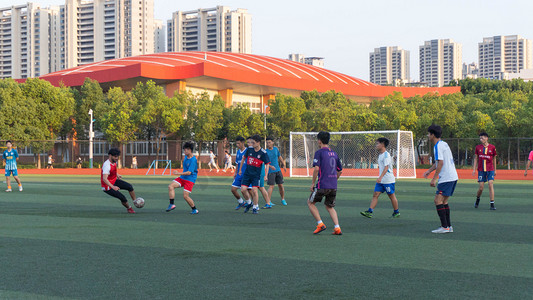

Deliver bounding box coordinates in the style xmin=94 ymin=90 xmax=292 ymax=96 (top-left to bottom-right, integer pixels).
xmin=289 ymin=130 xmax=416 ymax=178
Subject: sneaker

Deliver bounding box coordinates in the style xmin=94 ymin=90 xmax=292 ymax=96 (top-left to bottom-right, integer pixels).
xmin=243 ymin=203 xmax=253 ymax=213
xmin=262 ymin=203 xmax=273 ymax=209
xmin=332 ymin=227 xmax=342 ymax=235
xmin=449 ymin=226 xmax=453 ymax=233
xmin=391 ymin=212 xmax=401 ymax=218
xmin=360 ymin=211 xmax=373 ymax=218
xmin=252 ymin=208 xmax=259 ymax=214
xmin=431 ymin=227 xmax=450 ymax=234
xmin=281 ymin=199 xmax=287 ymax=206
xmin=474 ymin=199 xmax=480 ymax=208
xmin=127 ymin=207 xmax=135 ymax=214
xmin=490 ymin=206 xmax=496 ymax=210
xmin=5 ymin=188 xmax=11 ymax=192
xmin=313 ymin=223 xmax=327 ymax=234
xmin=235 ymin=202 xmax=246 ymax=210
xmin=166 ymin=204 xmax=176 ymax=212
xmin=18 ymin=186 xmax=23 ymax=192
xmin=190 ymin=209 xmax=199 ymax=214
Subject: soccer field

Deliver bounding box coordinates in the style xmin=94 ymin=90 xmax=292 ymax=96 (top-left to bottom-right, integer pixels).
xmin=0 ymin=175 xmax=532 ymax=299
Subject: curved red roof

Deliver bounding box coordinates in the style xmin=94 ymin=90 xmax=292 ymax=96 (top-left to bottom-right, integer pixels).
xmin=38 ymin=52 xmax=459 ymax=99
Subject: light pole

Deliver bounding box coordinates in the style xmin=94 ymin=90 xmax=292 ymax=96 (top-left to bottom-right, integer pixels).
xmin=264 ymin=105 xmax=268 ymax=147
xmin=89 ymin=109 xmax=94 ymax=169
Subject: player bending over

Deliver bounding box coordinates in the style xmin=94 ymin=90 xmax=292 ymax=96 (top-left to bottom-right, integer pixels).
xmin=472 ymin=132 xmax=497 ymax=210
xmin=423 ymin=125 xmax=458 ymax=234
xmin=238 ymin=135 xmax=270 ymax=214
xmin=3 ymin=141 xmax=22 ymax=192
xmin=361 ymin=137 xmax=400 ymax=218
xmin=266 ymin=137 xmax=287 ymax=206
xmin=308 ymin=131 xmax=343 ymax=235
xmin=167 ymin=142 xmax=199 ymax=214
xmin=101 ymin=148 xmax=137 ymax=213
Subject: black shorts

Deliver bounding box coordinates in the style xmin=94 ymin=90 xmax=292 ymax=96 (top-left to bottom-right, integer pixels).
xmin=103 ymin=179 xmax=134 ymax=203
xmin=267 ymin=171 xmax=284 ymax=185
xmin=308 ymin=188 xmax=337 ymax=208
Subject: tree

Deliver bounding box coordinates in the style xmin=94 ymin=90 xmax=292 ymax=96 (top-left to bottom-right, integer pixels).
xmin=72 ymin=78 xmax=105 ymax=139
xmin=226 ymin=104 xmax=252 ymax=140
xmin=268 ymin=93 xmax=307 ymax=139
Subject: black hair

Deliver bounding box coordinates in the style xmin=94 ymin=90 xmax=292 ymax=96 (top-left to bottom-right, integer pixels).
xmin=246 ymin=136 xmax=252 ymax=140
xmin=251 ymin=134 xmax=262 ymax=142
xmin=108 ymin=148 xmax=121 ymax=156
xmin=6 ymin=140 xmax=12 ymax=145
xmin=236 ymin=136 xmax=245 ymax=142
xmin=183 ymin=142 xmax=195 ymax=152
xmin=224 ymin=150 xmax=229 ymax=154
xmin=317 ymin=131 xmax=330 ymax=145
xmin=377 ymin=137 xmax=389 ymax=148
xmin=266 ymin=136 xmax=274 ymax=141
xmin=479 ymin=132 xmax=489 ymax=138
xmin=427 ymin=125 xmax=442 ymax=138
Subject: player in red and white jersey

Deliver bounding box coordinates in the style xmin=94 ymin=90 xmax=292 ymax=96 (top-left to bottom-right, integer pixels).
xmin=101 ymin=148 xmax=137 ymax=213
xmin=472 ymin=132 xmax=497 ymax=210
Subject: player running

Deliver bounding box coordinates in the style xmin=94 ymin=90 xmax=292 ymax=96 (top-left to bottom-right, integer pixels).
xmin=238 ymin=135 xmax=270 ymax=214
xmin=223 ymin=150 xmax=235 ymax=172
xmin=101 ymin=148 xmax=137 ymax=213
xmin=3 ymin=141 xmax=23 ymax=192
xmin=308 ymin=131 xmax=343 ymax=235
xmin=208 ymin=150 xmax=219 ymax=172
xmin=167 ymin=142 xmax=199 ymax=214
xmin=472 ymin=132 xmax=497 ymax=210
xmin=266 ymin=137 xmax=287 ymax=206
xmin=423 ymin=125 xmax=458 ymax=234
xmin=360 ymin=137 xmax=400 ymax=218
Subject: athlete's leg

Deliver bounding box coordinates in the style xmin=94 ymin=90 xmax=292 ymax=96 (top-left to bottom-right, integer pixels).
xmin=387 ymin=193 xmax=399 ymax=210
xmin=325 ymin=205 xmax=339 ymax=226
xmin=307 ymin=200 xmax=321 ymax=222
xmin=13 ymin=175 xmax=21 ymax=185
xmin=231 ymin=186 xmax=241 ymax=199
xmin=267 ymin=184 xmax=275 ymax=201
xmin=488 ymin=180 xmax=495 ymax=202
xmin=369 ymin=191 xmax=381 ymax=209
xmin=183 ymin=190 xmax=195 ymax=208
xmin=5 ymin=176 xmax=10 ymax=188
xmin=476 ymin=181 xmax=484 ymax=197
xmin=259 ymin=186 xmax=271 ymax=204
xmin=169 ymin=181 xmax=181 ymax=200
xmin=251 ymin=186 xmax=259 ymax=206
xmin=240 ymin=186 xmax=251 ymax=202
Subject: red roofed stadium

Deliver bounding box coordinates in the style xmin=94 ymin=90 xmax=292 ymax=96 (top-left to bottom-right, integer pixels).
xmin=36 ymin=51 xmax=460 ymax=111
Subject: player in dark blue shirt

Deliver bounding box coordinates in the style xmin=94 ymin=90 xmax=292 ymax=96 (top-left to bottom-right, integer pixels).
xmin=238 ymin=135 xmax=270 ymax=214
xmin=308 ymin=131 xmax=343 ymax=235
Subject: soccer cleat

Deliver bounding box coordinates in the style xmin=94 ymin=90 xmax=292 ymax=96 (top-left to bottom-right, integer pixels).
xmin=490 ymin=206 xmax=496 ymax=210
xmin=449 ymin=226 xmax=453 ymax=233
xmin=474 ymin=199 xmax=480 ymax=208
xmin=190 ymin=209 xmax=199 ymax=214
xmin=166 ymin=204 xmax=176 ymax=212
xmin=5 ymin=188 xmax=12 ymax=192
xmin=281 ymin=199 xmax=287 ymax=206
xmin=360 ymin=211 xmax=373 ymax=218
xmin=18 ymin=186 xmax=23 ymax=192
xmin=243 ymin=203 xmax=253 ymax=213
xmin=431 ymin=227 xmax=450 ymax=234
xmin=313 ymin=223 xmax=327 ymax=234
xmin=127 ymin=207 xmax=135 ymax=214
xmin=252 ymin=208 xmax=258 ymax=214
xmin=235 ymin=202 xmax=246 ymax=210
xmin=391 ymin=212 xmax=401 ymax=218
xmin=332 ymin=227 xmax=342 ymax=235
xmin=262 ymin=203 xmax=273 ymax=209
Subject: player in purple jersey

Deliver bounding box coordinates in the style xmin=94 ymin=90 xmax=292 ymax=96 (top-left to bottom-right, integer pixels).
xmin=307 ymin=131 xmax=343 ymax=235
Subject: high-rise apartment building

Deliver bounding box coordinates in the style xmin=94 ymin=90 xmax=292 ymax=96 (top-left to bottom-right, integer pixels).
xmin=288 ymin=54 xmax=325 ymax=68
xmin=154 ymin=19 xmax=165 ymax=53
xmin=419 ymin=39 xmax=462 ymax=87
xmin=478 ymin=35 xmax=532 ymax=79
xmin=462 ymin=62 xmax=478 ymax=79
xmin=167 ymin=6 xmax=251 ymax=53
xmin=369 ymin=46 xmax=410 ymax=85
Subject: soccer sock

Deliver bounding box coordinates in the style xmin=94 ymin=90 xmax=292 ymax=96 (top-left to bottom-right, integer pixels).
xmin=368 ymin=208 xmax=373 ymax=213
xmin=317 ymin=220 xmax=323 ymax=225
xmin=238 ymin=198 xmax=244 ymax=204
xmin=490 ymin=201 xmax=495 ymax=207
xmin=253 ymin=204 xmax=259 ymax=209
xmin=334 ymin=224 xmax=340 ymax=228
xmin=475 ymin=197 xmax=480 ymax=204
xmin=169 ymin=199 xmax=174 ymax=204
xmin=246 ymin=199 xmax=252 ymax=205
xmin=436 ymin=204 xmax=448 ymax=228
xmin=444 ymin=204 xmax=451 ymax=227
xmin=394 ymin=209 xmax=399 ymax=214
xmin=191 ymin=206 xmax=197 ymax=210
xmin=7 ymin=185 xmax=11 ymax=189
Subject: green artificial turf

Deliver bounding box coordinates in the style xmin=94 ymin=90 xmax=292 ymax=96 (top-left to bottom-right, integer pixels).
xmin=0 ymin=175 xmax=532 ymax=299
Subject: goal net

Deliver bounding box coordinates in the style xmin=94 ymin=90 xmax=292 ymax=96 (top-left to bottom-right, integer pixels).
xmin=289 ymin=131 xmax=416 ymax=178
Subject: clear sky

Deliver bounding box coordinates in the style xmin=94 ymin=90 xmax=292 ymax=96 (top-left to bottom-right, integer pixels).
xmin=3 ymin=0 xmax=533 ymax=81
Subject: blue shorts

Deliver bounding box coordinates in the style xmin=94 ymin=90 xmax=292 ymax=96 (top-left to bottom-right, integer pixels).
xmin=478 ymin=171 xmax=495 ymax=182
xmin=241 ymin=174 xmax=261 ymax=188
xmin=5 ymin=169 xmax=18 ymax=177
xmin=436 ymin=180 xmax=457 ymax=197
xmin=232 ymin=174 xmax=252 ymax=189
xmin=374 ymin=183 xmax=395 ymax=195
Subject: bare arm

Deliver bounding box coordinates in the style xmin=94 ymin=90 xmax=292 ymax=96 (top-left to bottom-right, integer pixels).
xmin=377 ymin=166 xmax=389 ymax=183
xmin=102 ymin=174 xmax=119 ymax=191
xmin=525 ymin=160 xmax=531 ymax=176
xmin=311 ymin=166 xmax=319 ymax=191
xmin=472 ymin=154 xmax=478 ymax=175
xmin=279 ymin=155 xmax=286 ymax=172
xmin=337 ymin=169 xmax=342 ymax=180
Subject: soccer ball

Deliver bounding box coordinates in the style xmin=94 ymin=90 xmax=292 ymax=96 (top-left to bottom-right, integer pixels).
xmin=133 ymin=197 xmax=145 ymax=208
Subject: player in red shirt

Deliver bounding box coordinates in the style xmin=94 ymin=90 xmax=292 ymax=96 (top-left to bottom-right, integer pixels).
xmin=101 ymin=148 xmax=137 ymax=213
xmin=472 ymin=132 xmax=497 ymax=210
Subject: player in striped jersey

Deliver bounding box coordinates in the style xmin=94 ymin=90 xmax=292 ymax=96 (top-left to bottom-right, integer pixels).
xmin=3 ymin=141 xmax=22 ymax=192
xmin=472 ymin=132 xmax=497 ymax=210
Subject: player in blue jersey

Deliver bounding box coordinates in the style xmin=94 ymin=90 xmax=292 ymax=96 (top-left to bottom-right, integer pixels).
xmin=3 ymin=141 xmax=23 ymax=192
xmin=266 ymin=137 xmax=287 ymax=206
xmin=308 ymin=132 xmax=343 ymax=235
xmin=232 ymin=136 xmax=251 ymax=210
xmin=238 ymin=135 xmax=270 ymax=214
xmin=166 ymin=142 xmax=199 ymax=214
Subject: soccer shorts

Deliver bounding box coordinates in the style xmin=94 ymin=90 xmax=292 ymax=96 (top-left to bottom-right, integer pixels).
xmin=232 ymin=174 xmax=252 ymax=189
xmin=478 ymin=171 xmax=495 ymax=182
xmin=241 ymin=174 xmax=260 ymax=188
xmin=267 ymin=171 xmax=284 ymax=185
xmin=173 ymin=177 xmax=195 ymax=193
xmin=436 ymin=180 xmax=457 ymax=197
xmin=103 ymin=179 xmax=134 ymax=203
xmin=374 ymin=182 xmax=395 ymax=195
xmin=308 ymin=188 xmax=337 ymax=208
xmin=5 ymin=169 xmax=18 ymax=177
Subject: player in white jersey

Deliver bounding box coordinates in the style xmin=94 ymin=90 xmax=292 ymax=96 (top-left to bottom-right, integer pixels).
xmin=423 ymin=125 xmax=458 ymax=234
xmin=360 ymin=137 xmax=400 ymax=218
